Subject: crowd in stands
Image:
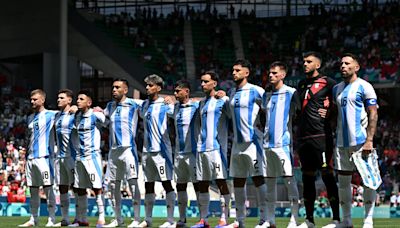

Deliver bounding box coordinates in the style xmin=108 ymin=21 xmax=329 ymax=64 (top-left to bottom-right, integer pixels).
xmin=91 ymin=1 xmax=400 ymax=91
xmin=102 ymin=7 xmax=186 ymax=89
xmin=242 ymin=1 xmax=400 ymax=85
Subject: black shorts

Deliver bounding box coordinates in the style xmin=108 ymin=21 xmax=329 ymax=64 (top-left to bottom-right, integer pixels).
xmin=297 ymin=136 xmax=334 ymax=172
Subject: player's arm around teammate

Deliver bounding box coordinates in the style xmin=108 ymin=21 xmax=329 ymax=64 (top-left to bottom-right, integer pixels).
xmin=228 ymin=59 xmax=269 ymax=228
xmin=138 ymin=74 xmax=176 ymax=228
xmin=260 ymin=62 xmax=300 ymax=228
xmin=19 ymin=89 xmax=57 ymax=227
xmin=192 ymin=71 xmax=231 ymax=228
xmin=72 ymin=90 xmax=107 ymax=227
xmin=101 ymin=78 xmax=144 ymax=228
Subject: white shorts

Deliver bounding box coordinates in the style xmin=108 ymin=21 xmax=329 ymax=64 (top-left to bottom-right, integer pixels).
xmin=54 ymin=156 xmax=75 ymax=186
xmin=197 ymin=150 xmax=228 ymax=181
xmin=265 ymin=146 xmax=294 ymax=177
xmin=174 ymin=152 xmax=197 ymax=183
xmin=74 ymin=153 xmax=103 ymax=189
xmin=142 ymin=152 xmax=173 ymax=182
xmin=26 ymin=157 xmax=54 ymax=187
xmin=106 ymin=147 xmax=139 ymax=182
xmin=334 ymin=145 xmax=363 ymax=171
xmin=230 ymin=141 xmax=266 ymax=178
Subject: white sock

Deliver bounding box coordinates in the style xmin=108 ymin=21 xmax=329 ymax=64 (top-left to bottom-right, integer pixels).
xmin=338 ymin=175 xmax=352 ymax=225
xmin=44 ymin=186 xmax=56 ymax=223
xmin=234 ymin=187 xmax=246 ymax=223
xmin=78 ymin=194 xmax=88 ymax=222
xmin=220 ymin=194 xmax=231 ymax=220
xmin=199 ymin=192 xmax=210 ymax=221
xmin=196 ymin=191 xmax=200 ymax=213
xmin=96 ymin=194 xmax=105 ymax=221
xmin=284 ymin=177 xmax=299 ymax=223
xmin=110 ymin=181 xmax=122 ymax=222
xmin=128 ymin=178 xmax=141 ymax=222
xmin=265 ymin=178 xmax=276 ymax=224
xmin=363 ymin=187 xmax=376 ymax=225
xmin=144 ymin=193 xmax=155 ymax=223
xmin=60 ymin=193 xmax=70 ymax=221
xmin=166 ymin=191 xmax=176 ymax=223
xmin=30 ymin=187 xmax=40 ymax=222
xmin=74 ymin=192 xmax=80 ymax=221
xmin=177 ymin=191 xmax=188 ymax=221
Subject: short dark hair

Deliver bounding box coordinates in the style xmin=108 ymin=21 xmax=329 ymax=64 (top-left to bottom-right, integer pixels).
xmin=342 ymin=53 xmax=360 ymax=65
xmin=270 ymin=61 xmax=288 ymax=73
xmin=203 ymin=70 xmax=219 ymax=82
xmin=78 ymin=89 xmax=93 ymax=99
xmin=303 ymin=51 xmax=322 ymax=63
xmin=175 ymin=80 xmax=191 ymax=90
xmin=113 ymin=78 xmax=129 ymax=88
xmin=58 ymin=89 xmax=73 ymax=98
xmin=234 ymin=59 xmax=252 ymax=73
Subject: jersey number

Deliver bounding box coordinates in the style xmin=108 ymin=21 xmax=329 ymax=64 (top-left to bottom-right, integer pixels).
xmin=253 ymin=159 xmax=259 ymax=170
xmin=215 ymin=164 xmax=221 ymax=172
xmin=159 ymin=166 xmax=165 ymax=175
xmin=43 ymin=171 xmax=49 ymax=180
xmin=90 ymin=174 xmax=96 ymax=182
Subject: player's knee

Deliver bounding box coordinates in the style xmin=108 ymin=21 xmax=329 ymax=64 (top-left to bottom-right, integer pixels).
xmin=252 ymin=175 xmax=265 ymax=187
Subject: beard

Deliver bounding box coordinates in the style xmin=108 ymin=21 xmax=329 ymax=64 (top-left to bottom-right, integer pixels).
xmin=234 ymin=77 xmax=245 ymax=85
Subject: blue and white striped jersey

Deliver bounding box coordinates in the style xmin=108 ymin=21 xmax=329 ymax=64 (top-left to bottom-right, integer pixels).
xmin=262 ymin=85 xmax=298 ymax=148
xmin=55 ymin=111 xmax=76 ymax=158
xmin=173 ymin=100 xmax=200 ymax=155
xmin=104 ymin=98 xmax=143 ymax=150
xmin=197 ymin=96 xmax=229 ymax=153
xmin=27 ymin=109 xmax=57 ymax=159
xmin=333 ymin=78 xmax=378 ymax=147
xmin=72 ymin=109 xmax=106 ymax=158
xmin=229 ymin=83 xmax=264 ymax=143
xmin=140 ymin=97 xmax=174 ymax=153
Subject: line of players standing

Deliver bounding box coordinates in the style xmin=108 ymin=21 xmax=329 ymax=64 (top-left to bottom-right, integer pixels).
xmin=19 ymin=52 xmax=379 ymax=228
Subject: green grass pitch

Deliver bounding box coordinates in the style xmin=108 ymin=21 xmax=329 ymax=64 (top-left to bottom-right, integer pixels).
xmin=0 ymin=217 xmax=398 ymax=227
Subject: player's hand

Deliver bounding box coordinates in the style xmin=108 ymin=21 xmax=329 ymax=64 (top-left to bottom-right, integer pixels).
xmin=93 ymin=106 xmax=103 ymax=112
xmin=164 ymin=96 xmax=174 ymax=104
xmin=68 ymin=105 xmax=78 ymax=114
xmin=318 ymin=108 xmax=328 ymax=118
xmin=362 ymin=140 xmax=374 ymax=156
xmin=215 ymin=90 xmax=226 ymax=98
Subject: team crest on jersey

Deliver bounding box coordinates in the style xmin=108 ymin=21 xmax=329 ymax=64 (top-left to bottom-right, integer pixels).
xmin=314 ymin=83 xmax=319 ymax=88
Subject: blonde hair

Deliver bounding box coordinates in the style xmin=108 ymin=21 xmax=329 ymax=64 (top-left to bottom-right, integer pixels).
xmin=30 ymin=89 xmax=46 ymax=99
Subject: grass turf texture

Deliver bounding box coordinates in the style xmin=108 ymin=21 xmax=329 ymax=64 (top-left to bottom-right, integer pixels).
xmin=0 ymin=217 xmax=398 ymax=227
